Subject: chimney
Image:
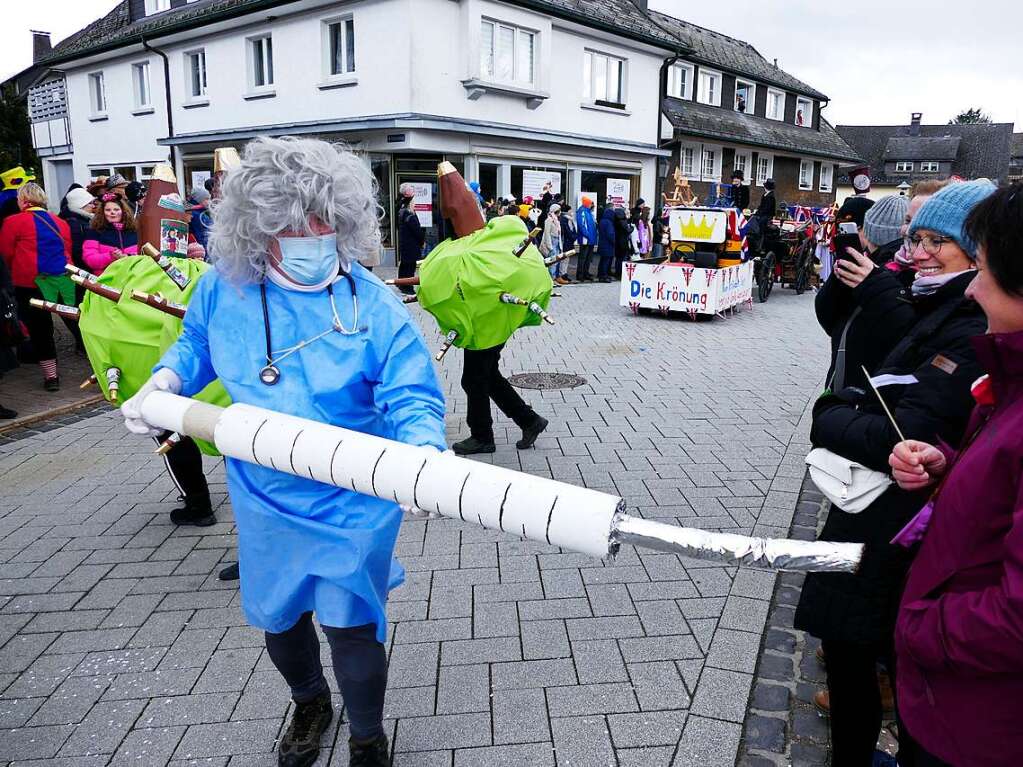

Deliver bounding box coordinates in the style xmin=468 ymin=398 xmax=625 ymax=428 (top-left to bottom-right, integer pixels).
xmin=31 ymin=30 xmax=51 ymax=63
xmin=773 ymin=58 xmax=778 ymax=68
xmin=910 ymin=112 xmax=922 ymax=136
xmin=633 ymin=0 xmax=647 ymax=9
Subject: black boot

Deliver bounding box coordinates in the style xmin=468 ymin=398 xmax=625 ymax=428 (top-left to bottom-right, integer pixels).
xmin=218 ymin=563 xmax=240 ymax=581
xmin=349 ymin=734 xmax=390 ymax=767
xmin=170 ymin=494 xmax=216 ymax=527
xmin=451 ymin=436 xmax=496 ymax=455
xmin=0 ymin=405 xmax=17 ymax=420
xmin=278 ymin=690 xmax=333 ymax=767
xmin=516 ymin=417 xmax=549 ymax=450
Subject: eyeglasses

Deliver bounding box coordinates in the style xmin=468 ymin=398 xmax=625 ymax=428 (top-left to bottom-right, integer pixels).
xmin=905 ymin=234 xmax=951 ymax=256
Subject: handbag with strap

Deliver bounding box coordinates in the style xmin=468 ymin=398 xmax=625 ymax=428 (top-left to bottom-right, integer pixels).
xmin=805 ymin=447 xmax=891 ymax=514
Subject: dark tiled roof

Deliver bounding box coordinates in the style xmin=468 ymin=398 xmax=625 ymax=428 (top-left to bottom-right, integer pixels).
xmin=884 ymin=136 xmax=961 ymax=162
xmin=42 ymin=0 xmax=683 ymax=65
xmin=661 ymin=97 xmax=861 ymax=162
xmin=1012 ymin=133 xmax=1023 ymax=158
xmin=835 ymin=123 xmax=1014 ymax=185
xmin=649 ymin=10 xmax=826 ymax=101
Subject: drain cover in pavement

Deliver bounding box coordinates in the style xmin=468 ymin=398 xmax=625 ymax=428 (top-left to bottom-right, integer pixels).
xmin=508 ymin=372 xmax=587 ymax=390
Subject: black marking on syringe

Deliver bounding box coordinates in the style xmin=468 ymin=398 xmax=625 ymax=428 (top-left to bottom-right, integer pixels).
xmin=457 ymin=473 xmax=471 ymax=522
xmin=370 ymin=449 xmax=386 ymax=496
xmin=288 ymin=430 xmax=303 ymax=474
xmin=545 ymin=496 xmax=558 ymax=545
xmin=251 ymin=419 xmax=269 ymax=466
xmin=328 ymin=440 xmax=343 ymax=486
xmin=412 ymin=457 xmax=428 ymax=510
xmin=497 ymin=482 xmax=512 ymax=533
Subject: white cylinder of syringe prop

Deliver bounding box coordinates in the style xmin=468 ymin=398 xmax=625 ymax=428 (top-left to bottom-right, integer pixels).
xmin=141 ymin=395 xmax=621 ymax=559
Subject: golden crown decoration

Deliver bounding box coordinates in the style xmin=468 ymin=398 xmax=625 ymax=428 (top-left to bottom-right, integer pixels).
xmin=679 ymin=215 xmax=717 ymax=240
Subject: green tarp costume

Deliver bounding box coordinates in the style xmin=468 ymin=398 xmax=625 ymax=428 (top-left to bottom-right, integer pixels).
xmin=417 ymin=215 xmax=552 ymax=350
xmin=78 ymin=256 xmax=229 ymax=455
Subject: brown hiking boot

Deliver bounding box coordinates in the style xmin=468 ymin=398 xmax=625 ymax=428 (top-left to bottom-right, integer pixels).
xmin=812 ymin=674 xmax=896 ymax=719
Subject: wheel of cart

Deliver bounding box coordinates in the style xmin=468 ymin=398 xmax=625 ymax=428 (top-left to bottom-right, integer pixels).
xmin=754 ymin=250 xmax=775 ymax=303
xmin=793 ymin=236 xmax=816 ymax=295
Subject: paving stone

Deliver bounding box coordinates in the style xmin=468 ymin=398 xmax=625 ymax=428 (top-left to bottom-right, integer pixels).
xmin=173 ymin=719 xmax=281 ymax=759
xmin=395 ymin=712 xmax=491 ymax=752
xmin=0 ymin=723 xmax=76 ymax=761
xmin=58 ymin=698 xmax=147 ymax=756
xmin=607 ymin=709 xmax=687 ymax=748
xmin=491 ymin=659 xmax=576 ymax=690
xmin=492 ymin=687 xmax=550 ymax=745
xmin=743 ymin=713 xmax=786 ymax=754
xmin=108 ymin=725 xmax=187 ymax=766
xmin=436 ymin=664 xmax=489 ymax=715
xmin=690 ymin=668 xmax=753 ymax=723
xmin=570 ymin=640 xmax=629 ymax=685
xmin=750 ymin=681 xmax=790 ymax=712
xmin=29 ymin=675 xmax=111 ymax=725
xmin=674 ymin=715 xmax=742 ymax=767
xmin=455 ymin=742 xmax=554 ymax=767
xmin=627 ymin=661 xmax=690 ymax=711
xmin=440 ymin=636 xmax=520 ymax=666
xmin=191 ymin=648 xmax=261 ymax=693
xmin=546 ymin=683 xmax=638 ymax=717
xmin=550 ymin=715 xmax=616 ymax=767
xmin=388 ymin=642 xmax=440 ymax=688
xmin=521 ymin=619 xmax=570 ymax=660
xmin=140 ymin=692 xmax=241 ymax=727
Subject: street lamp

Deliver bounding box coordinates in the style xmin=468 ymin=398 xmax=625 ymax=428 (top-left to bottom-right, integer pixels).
xmin=897 ymin=181 xmax=912 ymax=196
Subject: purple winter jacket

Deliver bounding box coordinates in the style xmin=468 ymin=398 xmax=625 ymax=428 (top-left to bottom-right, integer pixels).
xmin=895 ymin=329 xmax=1023 ymax=766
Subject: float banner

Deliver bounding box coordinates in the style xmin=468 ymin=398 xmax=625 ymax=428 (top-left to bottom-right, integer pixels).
xmin=669 ymin=208 xmax=728 ymax=244
xmin=620 ymin=261 xmax=753 ymax=315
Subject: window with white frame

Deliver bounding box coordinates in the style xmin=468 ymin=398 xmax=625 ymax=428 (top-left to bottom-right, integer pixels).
xmin=696 ymin=68 xmax=721 ymax=106
xmin=733 ymin=151 xmax=751 ymax=181
xmin=680 ymin=146 xmax=696 ymax=177
xmin=145 ymin=0 xmax=171 ymax=14
xmin=185 ymin=50 xmax=207 ymax=99
xmin=734 ymin=79 xmax=755 ymax=113
xmin=131 ymin=62 xmax=151 ymax=110
xmin=920 ymin=161 xmax=939 ymax=172
xmin=480 ymin=20 xmax=536 ymax=87
xmin=795 ymin=97 xmax=812 ymax=127
xmin=756 ymin=154 xmax=774 ymax=185
xmin=249 ymin=35 xmax=274 ymax=89
xmin=88 ymin=72 xmax=106 ymax=115
xmin=799 ymin=159 xmax=814 ymax=190
xmin=819 ymin=163 xmax=834 ymax=192
xmin=766 ymin=88 xmax=784 ymax=121
xmin=667 ymin=62 xmax=693 ymax=99
xmin=583 ymin=50 xmax=626 ymax=105
xmin=324 ymin=17 xmax=356 ymax=77
xmin=895 ymin=161 xmax=913 ymax=173
xmin=701 ymin=148 xmax=722 ymax=182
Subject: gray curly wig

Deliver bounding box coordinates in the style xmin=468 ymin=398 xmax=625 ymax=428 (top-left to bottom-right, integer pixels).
xmin=208 ymin=136 xmax=380 ymax=284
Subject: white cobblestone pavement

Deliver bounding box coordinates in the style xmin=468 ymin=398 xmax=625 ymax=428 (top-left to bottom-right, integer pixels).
xmin=0 ymin=276 xmax=828 ymax=766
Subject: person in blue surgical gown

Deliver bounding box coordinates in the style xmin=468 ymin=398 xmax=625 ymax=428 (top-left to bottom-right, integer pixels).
xmin=121 ymin=137 xmax=446 ymax=767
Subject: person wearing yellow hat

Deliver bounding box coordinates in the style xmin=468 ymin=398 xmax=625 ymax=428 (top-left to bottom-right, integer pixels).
xmin=0 ymin=166 xmax=37 ymax=227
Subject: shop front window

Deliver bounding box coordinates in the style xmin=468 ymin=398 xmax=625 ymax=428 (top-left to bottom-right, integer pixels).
xmin=510 ymin=165 xmax=565 ymax=204
xmin=371 ymin=155 xmax=392 ymax=248
xmin=579 ymin=170 xmax=639 ymax=212
xmin=478 ymin=163 xmax=499 ymax=205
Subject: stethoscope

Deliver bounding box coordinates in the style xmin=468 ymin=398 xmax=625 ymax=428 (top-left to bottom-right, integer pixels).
xmin=258 ymin=271 xmax=359 ymax=386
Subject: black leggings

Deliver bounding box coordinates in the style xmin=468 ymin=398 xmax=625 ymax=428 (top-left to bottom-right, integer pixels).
xmin=264 ymin=613 xmax=387 ymax=741
xmin=155 ymin=431 xmax=210 ymax=505
xmin=14 ymin=285 xmax=83 ymax=363
xmin=822 ymin=639 xmax=918 ymax=767
xmin=461 ymin=344 xmax=538 ymax=443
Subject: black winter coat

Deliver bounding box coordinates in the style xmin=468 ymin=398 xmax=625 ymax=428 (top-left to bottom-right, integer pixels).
xmin=815 ymin=239 xmax=916 ymax=393
xmin=397 ymin=206 xmax=425 ymax=265
xmin=612 ymin=209 xmax=633 ymax=257
xmin=732 ymin=184 xmax=750 ymax=211
xmin=754 ymin=190 xmax=776 ymax=220
xmin=795 ymin=272 xmax=986 ymax=645
xmin=60 ymin=212 xmax=92 ymax=270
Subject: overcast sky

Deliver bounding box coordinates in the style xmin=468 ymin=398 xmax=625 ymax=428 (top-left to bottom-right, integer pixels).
xmin=3 ymin=0 xmax=1021 ymax=129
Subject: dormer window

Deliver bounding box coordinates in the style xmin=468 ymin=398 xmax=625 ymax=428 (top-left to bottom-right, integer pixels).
xmin=667 ymin=62 xmax=693 ymax=100
xmin=766 ymin=88 xmax=784 ymax=121
xmin=734 ymin=79 xmax=755 ymax=114
xmin=920 ymin=161 xmax=939 ymax=173
xmin=145 ymin=0 xmax=171 ymax=14
xmin=795 ymin=97 xmax=812 ymax=127
xmin=895 ymin=161 xmax=914 ymax=173
xmin=696 ymin=68 xmax=721 ymax=107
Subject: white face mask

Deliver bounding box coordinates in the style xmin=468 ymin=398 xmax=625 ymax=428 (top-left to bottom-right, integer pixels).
xmin=275 ymin=233 xmax=339 ymax=285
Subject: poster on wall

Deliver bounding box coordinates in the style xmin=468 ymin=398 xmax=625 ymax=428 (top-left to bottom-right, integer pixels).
xmin=522 ymin=170 xmax=561 ymax=201
xmin=410 ymin=182 xmax=434 ymax=228
xmin=190 ymin=171 xmax=211 ymax=194
xmin=606 ymin=178 xmax=631 ymax=208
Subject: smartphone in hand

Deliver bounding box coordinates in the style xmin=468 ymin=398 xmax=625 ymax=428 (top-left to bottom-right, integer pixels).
xmin=833 ymin=222 xmax=861 ymax=262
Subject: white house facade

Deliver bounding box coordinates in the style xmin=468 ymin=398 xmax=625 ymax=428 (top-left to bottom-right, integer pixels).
xmin=30 ymin=0 xmax=682 ymax=251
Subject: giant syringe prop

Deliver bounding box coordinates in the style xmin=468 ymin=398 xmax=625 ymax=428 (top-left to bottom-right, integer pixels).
xmin=139 ymin=393 xmax=862 ymax=572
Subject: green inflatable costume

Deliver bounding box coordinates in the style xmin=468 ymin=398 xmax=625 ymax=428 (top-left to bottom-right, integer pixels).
xmin=416 ymin=215 xmax=552 ymax=350
xmin=78 ymin=256 xmax=229 ymax=455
